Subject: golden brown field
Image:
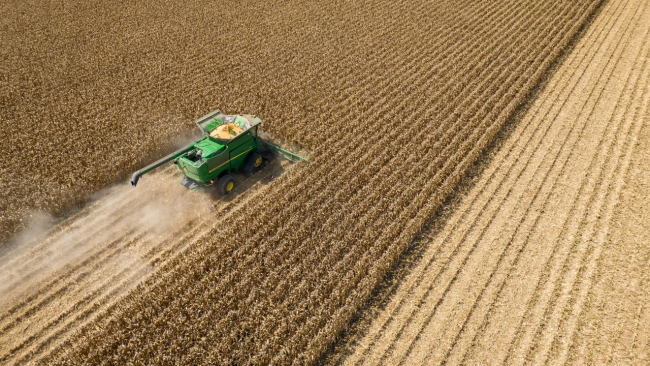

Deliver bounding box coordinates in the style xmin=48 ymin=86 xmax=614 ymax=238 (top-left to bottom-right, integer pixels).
xmin=0 ymin=0 xmax=613 ymax=364
xmin=325 ymin=0 xmax=650 ymax=363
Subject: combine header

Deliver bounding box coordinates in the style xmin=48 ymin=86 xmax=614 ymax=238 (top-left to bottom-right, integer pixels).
xmin=131 ymin=110 xmax=308 ymax=194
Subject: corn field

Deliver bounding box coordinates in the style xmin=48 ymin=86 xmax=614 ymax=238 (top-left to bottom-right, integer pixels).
xmin=1 ymin=0 xmax=605 ymax=364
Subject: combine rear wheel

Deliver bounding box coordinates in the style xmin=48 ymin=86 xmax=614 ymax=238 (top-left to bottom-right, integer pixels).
xmin=242 ymin=152 xmax=264 ymax=177
xmin=218 ymin=174 xmax=236 ymax=195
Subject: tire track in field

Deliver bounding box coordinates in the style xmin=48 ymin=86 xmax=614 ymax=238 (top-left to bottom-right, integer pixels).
xmin=330 ymin=0 xmax=650 ymax=363
xmin=559 ymin=90 xmax=650 ymax=362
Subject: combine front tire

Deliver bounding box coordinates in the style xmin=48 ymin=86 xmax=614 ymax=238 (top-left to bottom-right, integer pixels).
xmin=242 ymin=152 xmax=264 ymax=177
xmin=218 ymin=174 xmax=236 ymax=195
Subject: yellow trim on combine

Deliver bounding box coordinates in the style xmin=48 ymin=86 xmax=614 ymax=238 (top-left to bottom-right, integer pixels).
xmin=208 ymin=147 xmax=253 ymax=173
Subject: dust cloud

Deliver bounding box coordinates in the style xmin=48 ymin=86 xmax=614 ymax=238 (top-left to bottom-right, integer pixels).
xmin=0 ymin=168 xmax=212 ymax=309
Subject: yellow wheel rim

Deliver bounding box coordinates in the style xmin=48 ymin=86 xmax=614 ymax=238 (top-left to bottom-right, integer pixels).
xmin=254 ymin=156 xmax=263 ymax=168
xmin=226 ymin=182 xmax=234 ymax=191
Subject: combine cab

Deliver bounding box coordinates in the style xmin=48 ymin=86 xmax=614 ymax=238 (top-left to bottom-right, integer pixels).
xmin=131 ymin=110 xmax=307 ymax=194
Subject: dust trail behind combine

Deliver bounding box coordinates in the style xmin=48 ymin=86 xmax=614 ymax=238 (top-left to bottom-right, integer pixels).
xmin=0 ymin=161 xmax=286 ymax=365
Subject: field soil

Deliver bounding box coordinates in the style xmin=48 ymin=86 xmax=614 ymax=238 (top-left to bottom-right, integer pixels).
xmin=325 ymin=0 xmax=650 ymax=363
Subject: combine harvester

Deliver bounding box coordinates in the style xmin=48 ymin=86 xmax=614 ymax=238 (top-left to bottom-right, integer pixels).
xmin=131 ymin=110 xmax=308 ymax=194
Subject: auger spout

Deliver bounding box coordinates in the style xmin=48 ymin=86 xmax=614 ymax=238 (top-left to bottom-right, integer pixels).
xmin=131 ymin=144 xmax=194 ymax=187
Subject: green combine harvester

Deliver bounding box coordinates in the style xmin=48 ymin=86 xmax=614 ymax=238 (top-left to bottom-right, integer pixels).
xmin=131 ymin=110 xmax=308 ymax=194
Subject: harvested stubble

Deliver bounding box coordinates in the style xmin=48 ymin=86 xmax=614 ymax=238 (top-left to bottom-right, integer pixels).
xmin=1 ymin=0 xmax=602 ymax=364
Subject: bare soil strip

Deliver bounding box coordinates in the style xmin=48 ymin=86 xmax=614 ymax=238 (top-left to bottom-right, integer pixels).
xmin=328 ymin=0 xmax=650 ymax=364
